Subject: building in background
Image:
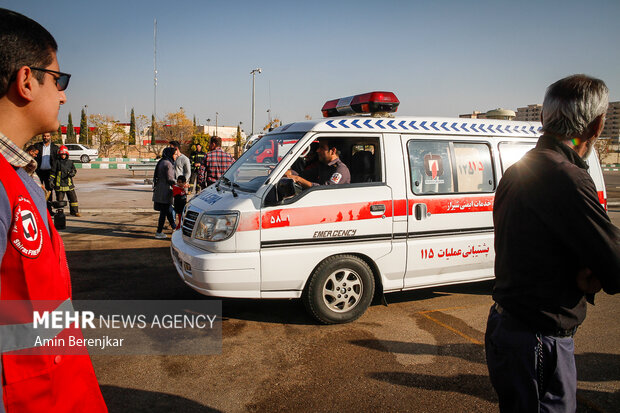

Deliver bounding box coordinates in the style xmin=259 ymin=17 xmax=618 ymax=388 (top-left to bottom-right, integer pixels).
xmin=515 ymin=104 xmax=542 ymax=122
xmin=602 ymin=101 xmax=620 ymax=140
xmin=485 ymin=108 xmax=516 ymax=120
xmin=459 ymin=110 xmax=486 ymax=119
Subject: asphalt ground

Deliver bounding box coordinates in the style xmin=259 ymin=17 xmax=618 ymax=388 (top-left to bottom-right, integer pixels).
xmin=57 ymin=169 xmax=620 ymax=413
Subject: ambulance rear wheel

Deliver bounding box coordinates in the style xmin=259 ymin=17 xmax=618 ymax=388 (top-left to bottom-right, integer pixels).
xmin=303 ymin=255 xmax=374 ymax=324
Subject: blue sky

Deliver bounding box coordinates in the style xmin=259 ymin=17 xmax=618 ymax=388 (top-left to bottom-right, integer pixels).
xmin=4 ymin=0 xmax=620 ymax=134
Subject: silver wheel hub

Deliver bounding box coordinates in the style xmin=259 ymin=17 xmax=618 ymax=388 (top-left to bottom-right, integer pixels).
xmin=322 ymin=269 xmax=363 ymax=313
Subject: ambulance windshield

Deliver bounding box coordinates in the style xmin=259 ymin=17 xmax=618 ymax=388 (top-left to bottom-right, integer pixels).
xmin=222 ymin=132 xmax=305 ymax=192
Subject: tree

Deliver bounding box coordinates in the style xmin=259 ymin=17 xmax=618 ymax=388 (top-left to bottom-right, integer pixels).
xmin=66 ymin=112 xmax=76 ymax=143
xmin=129 ymin=108 xmax=136 ymax=145
xmin=263 ymin=117 xmax=282 ymax=132
xmin=79 ymin=108 xmax=88 ymax=145
xmin=156 ymin=109 xmax=194 ymax=146
xmin=234 ymin=125 xmax=243 ymax=158
xmin=54 ymin=126 xmax=63 ymax=144
xmin=595 ymin=137 xmax=615 ymax=164
xmin=88 ymin=114 xmax=129 ymax=157
xmin=191 ymin=132 xmax=210 ymax=153
xmin=151 ymin=114 xmax=156 ymax=146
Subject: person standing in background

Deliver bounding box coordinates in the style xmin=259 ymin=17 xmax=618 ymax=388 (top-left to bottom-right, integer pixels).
xmin=169 ymin=140 xmax=191 ymax=181
xmin=33 ymin=132 xmax=58 ymax=213
xmin=198 ymin=136 xmax=234 ymax=189
xmin=50 ymin=145 xmax=80 ymax=217
xmin=152 ymin=146 xmax=178 ymax=239
xmin=189 ymin=143 xmax=206 ymax=193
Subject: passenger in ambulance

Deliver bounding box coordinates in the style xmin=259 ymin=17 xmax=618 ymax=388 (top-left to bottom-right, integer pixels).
xmin=285 ymin=139 xmax=350 ymax=188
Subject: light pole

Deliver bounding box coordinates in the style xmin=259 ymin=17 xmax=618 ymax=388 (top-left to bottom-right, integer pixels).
xmin=215 ymin=112 xmax=219 ymax=137
xmin=206 ymin=118 xmax=211 ymax=136
xmin=250 ymin=68 xmax=262 ymax=136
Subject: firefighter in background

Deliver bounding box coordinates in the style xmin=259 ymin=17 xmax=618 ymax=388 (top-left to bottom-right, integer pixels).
xmin=50 ymin=145 xmax=80 ymax=216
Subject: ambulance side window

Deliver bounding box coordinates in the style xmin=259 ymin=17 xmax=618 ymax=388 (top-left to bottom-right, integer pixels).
xmin=453 ymin=143 xmax=494 ymax=192
xmin=407 ymin=141 xmax=494 ymax=194
xmin=498 ymin=142 xmax=535 ymax=172
xmin=407 ymin=141 xmax=454 ymax=194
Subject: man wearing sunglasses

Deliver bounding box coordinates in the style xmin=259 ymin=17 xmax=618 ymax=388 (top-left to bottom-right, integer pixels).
xmin=0 ymin=8 xmax=107 ymax=413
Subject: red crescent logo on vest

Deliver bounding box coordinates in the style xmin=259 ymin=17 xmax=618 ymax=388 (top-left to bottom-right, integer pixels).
xmin=10 ymin=196 xmax=44 ymax=258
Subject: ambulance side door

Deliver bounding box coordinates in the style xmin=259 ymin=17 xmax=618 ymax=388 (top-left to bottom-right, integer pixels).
xmin=259 ymin=134 xmax=394 ymax=293
xmin=402 ymin=137 xmax=497 ymax=288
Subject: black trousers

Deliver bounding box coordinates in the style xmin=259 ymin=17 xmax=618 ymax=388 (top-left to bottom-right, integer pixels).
xmin=157 ymin=209 xmax=175 ymax=233
xmin=189 ymin=167 xmax=199 ymax=186
xmin=36 ymin=169 xmax=54 ymax=211
xmin=55 ymin=190 xmax=79 ymax=215
xmin=485 ymin=305 xmax=577 ymax=413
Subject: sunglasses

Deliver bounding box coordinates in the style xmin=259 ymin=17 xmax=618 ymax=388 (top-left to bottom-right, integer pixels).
xmin=29 ymin=67 xmax=71 ymax=91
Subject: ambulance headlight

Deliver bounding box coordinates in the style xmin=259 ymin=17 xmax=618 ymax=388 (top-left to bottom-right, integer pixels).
xmin=194 ymin=212 xmax=239 ymax=242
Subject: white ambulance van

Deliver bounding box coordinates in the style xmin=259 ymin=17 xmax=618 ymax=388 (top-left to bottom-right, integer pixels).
xmin=170 ymin=92 xmax=607 ymax=324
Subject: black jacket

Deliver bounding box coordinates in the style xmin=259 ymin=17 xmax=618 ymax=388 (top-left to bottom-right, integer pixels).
xmin=493 ymin=135 xmax=620 ymax=333
xmin=33 ymin=142 xmax=59 ymax=171
xmin=50 ymin=157 xmax=76 ymax=191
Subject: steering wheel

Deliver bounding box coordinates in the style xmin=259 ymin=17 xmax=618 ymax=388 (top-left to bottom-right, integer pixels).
xmin=293 ymin=180 xmax=303 ymax=196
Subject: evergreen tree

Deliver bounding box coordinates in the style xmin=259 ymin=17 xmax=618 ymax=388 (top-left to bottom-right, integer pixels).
xmin=80 ymin=108 xmax=88 ymax=145
xmin=234 ymin=125 xmax=243 ymax=158
xmin=129 ymin=108 xmax=136 ymax=145
xmin=66 ymin=112 xmax=76 ymax=143
xmin=151 ymin=114 xmax=156 ymax=146
xmin=54 ymin=126 xmax=63 ymax=144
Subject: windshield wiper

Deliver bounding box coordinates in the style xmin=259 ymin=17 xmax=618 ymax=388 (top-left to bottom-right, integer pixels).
xmin=220 ymin=176 xmax=239 ymax=197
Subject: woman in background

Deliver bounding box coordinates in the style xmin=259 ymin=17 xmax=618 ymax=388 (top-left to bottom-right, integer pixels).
xmin=152 ymin=147 xmax=178 ymax=239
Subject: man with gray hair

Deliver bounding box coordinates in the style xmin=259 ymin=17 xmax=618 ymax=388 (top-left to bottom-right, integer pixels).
xmin=485 ymin=74 xmax=620 ymax=412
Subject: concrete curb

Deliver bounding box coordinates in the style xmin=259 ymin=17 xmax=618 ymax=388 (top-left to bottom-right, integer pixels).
xmin=76 ymin=163 xmax=128 ymax=169
xmin=95 ymin=158 xmax=154 ymax=162
xmin=79 ymin=209 xmax=157 ymax=213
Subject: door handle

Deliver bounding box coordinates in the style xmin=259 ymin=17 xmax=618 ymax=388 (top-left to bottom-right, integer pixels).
xmin=414 ymin=203 xmax=430 ymax=220
xmin=370 ymin=204 xmax=386 ymax=216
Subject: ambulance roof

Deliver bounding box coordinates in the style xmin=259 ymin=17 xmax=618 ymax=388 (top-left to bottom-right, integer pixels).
xmin=271 ymin=116 xmax=542 ymax=138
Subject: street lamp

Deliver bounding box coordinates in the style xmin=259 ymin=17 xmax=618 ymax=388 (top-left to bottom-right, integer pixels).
xmin=250 ymin=68 xmax=262 ymax=136
xmin=206 ymin=118 xmax=211 ymax=135
xmin=215 ymin=112 xmax=219 ymax=137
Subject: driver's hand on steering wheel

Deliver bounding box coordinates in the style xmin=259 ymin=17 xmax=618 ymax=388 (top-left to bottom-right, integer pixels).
xmin=284 ymin=169 xmax=297 ymax=180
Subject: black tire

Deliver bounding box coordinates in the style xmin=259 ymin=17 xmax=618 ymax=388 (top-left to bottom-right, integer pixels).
xmin=80 ymin=154 xmax=90 ymax=163
xmin=303 ymin=254 xmax=375 ymax=324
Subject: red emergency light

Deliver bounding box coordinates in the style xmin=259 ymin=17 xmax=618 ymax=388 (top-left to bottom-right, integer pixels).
xmin=321 ymin=91 xmax=400 ymax=117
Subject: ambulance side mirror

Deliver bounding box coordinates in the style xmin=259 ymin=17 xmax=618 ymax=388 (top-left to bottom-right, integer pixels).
xmin=264 ymin=178 xmax=296 ymax=207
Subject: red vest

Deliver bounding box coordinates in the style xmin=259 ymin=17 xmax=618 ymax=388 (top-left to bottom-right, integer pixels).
xmin=0 ymin=154 xmax=107 ymax=412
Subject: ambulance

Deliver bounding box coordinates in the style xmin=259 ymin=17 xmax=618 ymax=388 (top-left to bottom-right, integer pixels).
xmin=170 ymin=91 xmax=607 ymax=324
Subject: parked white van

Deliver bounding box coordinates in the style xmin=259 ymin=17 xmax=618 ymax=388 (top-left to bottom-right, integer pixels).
xmin=170 ymin=92 xmax=607 ymax=324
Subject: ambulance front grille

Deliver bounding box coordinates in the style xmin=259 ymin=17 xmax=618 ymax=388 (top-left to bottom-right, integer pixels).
xmin=182 ymin=210 xmax=199 ymax=237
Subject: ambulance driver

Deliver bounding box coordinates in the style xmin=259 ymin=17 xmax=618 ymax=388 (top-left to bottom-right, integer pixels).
xmin=285 ymin=139 xmax=350 ymax=188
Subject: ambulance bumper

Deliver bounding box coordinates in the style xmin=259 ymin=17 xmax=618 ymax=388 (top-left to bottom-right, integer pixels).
xmin=170 ymin=230 xmax=261 ymax=298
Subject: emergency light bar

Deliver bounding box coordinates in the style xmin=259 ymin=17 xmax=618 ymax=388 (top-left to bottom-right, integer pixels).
xmin=321 ymin=91 xmax=399 ymax=117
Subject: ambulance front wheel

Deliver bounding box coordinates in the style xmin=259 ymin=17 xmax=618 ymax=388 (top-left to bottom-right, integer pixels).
xmin=303 ymin=255 xmax=375 ymax=324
